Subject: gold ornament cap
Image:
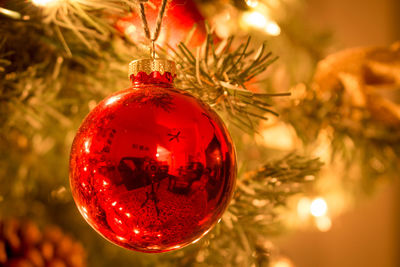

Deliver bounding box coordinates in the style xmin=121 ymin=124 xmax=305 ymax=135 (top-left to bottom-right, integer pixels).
xmin=129 ymin=58 xmax=176 ymax=77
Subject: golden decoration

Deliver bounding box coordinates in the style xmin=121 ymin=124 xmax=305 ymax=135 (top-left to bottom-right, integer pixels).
xmin=129 ymin=58 xmax=176 ymax=77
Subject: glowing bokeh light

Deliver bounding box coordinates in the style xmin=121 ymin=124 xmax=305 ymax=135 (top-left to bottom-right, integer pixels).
xmin=259 ymin=121 xmax=296 ymax=150
xmin=310 ymin=197 xmax=328 ymax=217
xmin=241 ymin=11 xmax=281 ymax=36
xmin=84 ymin=140 xmax=90 ymax=153
xmin=272 ymin=258 xmax=294 ymax=267
xmin=246 ymin=0 xmax=259 ymax=8
xmin=265 ymin=21 xmax=281 ymax=36
xmin=242 ymin=11 xmax=268 ymax=29
xmin=116 ymin=236 xmax=126 ymax=241
xmin=105 ymin=95 xmax=121 ymax=106
xmin=297 ymin=197 xmax=311 ymax=220
xmin=32 ymin=0 xmax=60 ymax=6
xmin=315 ymin=215 xmax=332 ymax=232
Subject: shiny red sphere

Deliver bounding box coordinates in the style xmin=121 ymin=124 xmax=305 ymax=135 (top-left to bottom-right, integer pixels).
xmin=69 ymin=71 xmax=236 ymax=253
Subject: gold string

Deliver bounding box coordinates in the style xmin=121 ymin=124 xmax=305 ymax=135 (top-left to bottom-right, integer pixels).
xmin=138 ymin=0 xmax=169 ymax=58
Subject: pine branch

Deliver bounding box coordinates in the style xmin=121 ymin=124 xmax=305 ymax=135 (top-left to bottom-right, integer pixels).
xmin=283 ymin=86 xmax=400 ymax=191
xmin=0 ymin=3 xmax=322 ymax=267
xmin=170 ymin=154 xmax=322 ymax=267
xmin=229 ymin=154 xmax=322 ymax=233
xmin=2 ymin=0 xmax=134 ymax=53
xmin=163 ymin=32 xmax=290 ymax=132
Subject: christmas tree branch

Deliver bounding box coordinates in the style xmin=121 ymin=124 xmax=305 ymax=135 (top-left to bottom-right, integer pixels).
xmin=2 ymin=0 xmax=134 ymax=53
xmin=167 ymin=154 xmax=322 ymax=266
xmin=283 ymin=86 xmax=400 ymax=191
xmin=228 ymin=154 xmax=322 ymax=233
xmin=164 ymin=32 xmax=290 ymax=132
xmin=0 ymin=2 xmax=324 ymax=266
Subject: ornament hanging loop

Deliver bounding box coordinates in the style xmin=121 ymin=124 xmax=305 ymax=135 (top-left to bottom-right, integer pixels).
xmin=138 ymin=0 xmax=169 ymax=59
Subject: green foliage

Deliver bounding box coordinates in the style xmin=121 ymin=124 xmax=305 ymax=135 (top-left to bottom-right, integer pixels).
xmin=168 ymin=34 xmax=290 ymax=133
xmin=0 ymin=1 xmax=322 ymax=267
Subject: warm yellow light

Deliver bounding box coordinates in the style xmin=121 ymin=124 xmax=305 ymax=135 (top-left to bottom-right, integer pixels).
xmin=265 ymin=21 xmax=281 ymax=36
xmin=259 ymin=121 xmax=296 ymax=150
xmin=297 ymin=197 xmax=311 ymax=220
xmin=242 ymin=11 xmax=268 ymax=30
xmin=315 ymin=215 xmax=332 ymax=232
xmin=272 ymin=258 xmax=294 ymax=267
xmin=241 ymin=11 xmax=281 ymax=36
xmin=0 ymin=7 xmax=22 ymax=19
xmin=246 ymin=0 xmax=259 ymax=8
xmin=310 ymin=198 xmax=328 ymax=217
xmin=32 ymin=0 xmax=60 ymax=6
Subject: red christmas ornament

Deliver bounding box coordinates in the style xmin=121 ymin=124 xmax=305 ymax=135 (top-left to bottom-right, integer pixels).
xmin=69 ymin=59 xmax=236 ymax=253
xmin=115 ymin=0 xmax=206 ymax=47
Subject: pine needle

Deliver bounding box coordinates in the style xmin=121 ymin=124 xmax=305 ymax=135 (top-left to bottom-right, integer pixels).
xmin=162 ymin=32 xmax=290 ymax=132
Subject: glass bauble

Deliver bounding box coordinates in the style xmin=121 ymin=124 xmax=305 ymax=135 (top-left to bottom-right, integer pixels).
xmin=69 ymin=59 xmax=236 ymax=253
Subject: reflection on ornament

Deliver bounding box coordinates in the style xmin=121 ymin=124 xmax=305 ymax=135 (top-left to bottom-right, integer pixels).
xmin=70 ymin=59 xmax=236 ymax=253
xmin=265 ymin=21 xmax=281 ymax=36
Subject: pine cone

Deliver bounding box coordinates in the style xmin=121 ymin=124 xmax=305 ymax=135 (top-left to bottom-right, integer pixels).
xmin=0 ymin=218 xmax=86 ymax=267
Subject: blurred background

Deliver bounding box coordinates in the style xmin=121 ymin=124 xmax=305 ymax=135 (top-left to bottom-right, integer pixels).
xmin=273 ymin=0 xmax=400 ymax=266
